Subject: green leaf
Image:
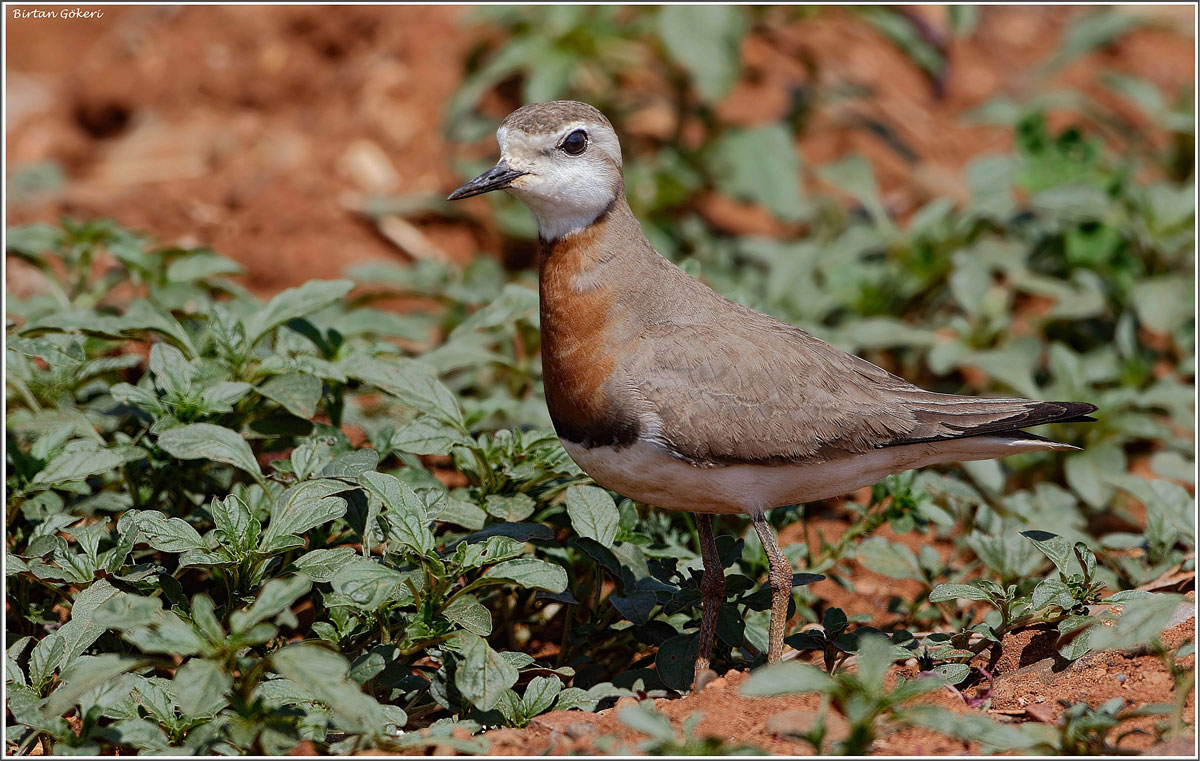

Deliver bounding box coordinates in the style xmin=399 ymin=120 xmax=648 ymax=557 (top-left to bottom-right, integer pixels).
xmin=929 ymin=583 xmax=995 ymax=603
xmin=1064 ymin=444 xmax=1126 ymax=508
xmin=483 ymin=558 xmax=568 ymax=593
xmin=859 ymin=6 xmax=945 ymax=79
xmin=740 ymin=661 xmax=834 ymax=696
xmin=262 ymin=479 xmax=352 ymax=543
xmin=1056 ymin=614 xmax=1095 ymax=660
xmin=121 ymin=609 xmax=207 ymax=657
xmin=443 ymin=595 xmax=493 ymax=636
xmin=272 ymin=644 xmax=387 ymax=735
xmin=289 ymin=439 xmax=334 ymax=480
xmin=134 ymin=511 xmax=208 ymax=553
xmin=522 ymin=675 xmax=562 ymax=717
xmin=44 ymin=654 xmax=142 ymax=717
xmin=818 ymin=153 xmax=892 ymax=230
xmin=652 ymin=633 xmax=698 ymax=692
xmin=854 ymin=634 xmax=895 ymax=691
xmin=173 ymin=659 xmax=231 ymax=719
xmin=930 ymin=663 xmax=970 ymax=684
xmin=485 ymin=493 xmax=536 ymax=523
xmin=948 ymin=5 xmax=979 ymax=36
xmin=109 ymin=718 xmax=169 ymax=751
xmin=709 ymin=125 xmax=806 ymax=221
xmin=93 ymin=592 xmax=163 ymax=630
xmin=258 ymin=371 xmax=322 ymax=419
xmin=351 ymin=356 xmax=463 ymax=426
xmin=1027 ymin=573 xmax=1075 ymax=609
xmin=6 ymin=553 xmax=30 ymax=576
xmin=905 ymin=706 xmax=1043 ymax=753
xmin=166 ymin=252 xmax=243 ymax=282
xmin=122 ymin=301 xmax=198 ymax=358
xmin=1132 ymin=276 xmax=1194 ymax=336
xmin=452 ymin=632 xmax=519 ymax=712
xmin=31 ymin=446 xmax=125 ymax=487
xmin=856 ymin=537 xmax=923 ymax=580
xmin=456 ymin=535 xmax=526 ymax=571
xmin=210 ymin=495 xmax=255 ymax=550
xmin=200 ymin=381 xmax=253 ymax=413
xmin=1088 ymin=594 xmax=1187 ymax=653
xmin=29 ymin=634 xmax=66 ymax=689
xmin=1039 ymin=9 xmax=1146 ymax=75
xmin=611 ymin=590 xmax=656 ymax=625
xmin=435 ymin=496 xmax=488 ymax=531
xmin=392 ymin=417 xmax=471 ymax=456
xmin=289 ymin=547 xmax=359 ymax=583
xmin=230 ymin=575 xmax=311 ymax=633
xmin=565 ymin=485 xmax=619 ymax=548
xmin=1106 ymin=589 xmax=1152 ymax=604
xmin=331 ymin=557 xmax=412 ymax=610
xmin=148 ymin=342 xmax=194 ymax=398
xmin=1021 ymin=530 xmax=1081 ymax=575
xmin=361 ymin=470 xmax=435 ymax=556
xmin=157 ymin=423 xmax=264 ymax=485
xmin=318 ymin=449 xmax=379 ymax=478
xmin=618 ymin=704 xmax=678 ymax=744
xmin=657 ymin=5 xmax=744 ymax=103
xmin=1149 ymin=451 xmax=1194 ymax=484
xmin=55 ymin=580 xmax=120 ymax=664
xmin=5 ymin=222 xmax=63 ymax=257
xmin=244 ymin=279 xmax=354 ymax=348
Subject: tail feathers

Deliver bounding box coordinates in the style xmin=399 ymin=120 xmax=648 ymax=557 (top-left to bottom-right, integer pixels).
xmin=882 ymin=397 xmax=1097 ymax=449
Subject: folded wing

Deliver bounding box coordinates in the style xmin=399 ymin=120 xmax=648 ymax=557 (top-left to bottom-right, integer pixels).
xmin=623 ymin=313 xmax=1095 ymax=467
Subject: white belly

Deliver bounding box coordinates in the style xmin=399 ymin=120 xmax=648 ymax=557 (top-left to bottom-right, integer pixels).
xmin=561 ymin=435 xmax=1068 ymax=516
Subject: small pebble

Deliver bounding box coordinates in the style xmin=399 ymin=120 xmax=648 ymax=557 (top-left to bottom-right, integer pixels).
xmin=1114 ymin=673 xmax=1126 ymax=684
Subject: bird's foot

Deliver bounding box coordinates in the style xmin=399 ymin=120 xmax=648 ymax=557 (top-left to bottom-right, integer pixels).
xmin=692 ymin=666 xmax=720 ymax=693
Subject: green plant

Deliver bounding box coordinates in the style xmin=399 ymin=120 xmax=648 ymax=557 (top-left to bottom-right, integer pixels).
xmin=905 ymin=694 xmax=1173 ymax=755
xmin=1034 ymin=699 xmax=1173 ymax=755
xmin=925 ymin=530 xmax=1185 ymax=665
xmin=742 ymin=634 xmax=945 ymax=754
xmin=2 ymin=222 xmax=641 ymax=753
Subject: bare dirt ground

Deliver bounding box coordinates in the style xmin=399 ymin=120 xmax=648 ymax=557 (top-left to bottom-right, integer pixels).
xmin=475 ymin=615 xmax=1195 ymax=755
xmin=5 ymin=4 xmax=1196 ymax=755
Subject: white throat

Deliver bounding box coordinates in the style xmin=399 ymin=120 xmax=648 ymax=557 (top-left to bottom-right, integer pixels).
xmin=518 ymin=192 xmax=612 ymax=242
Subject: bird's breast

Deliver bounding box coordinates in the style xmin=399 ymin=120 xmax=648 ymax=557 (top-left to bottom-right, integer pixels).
xmin=538 ymin=230 xmax=643 ymax=450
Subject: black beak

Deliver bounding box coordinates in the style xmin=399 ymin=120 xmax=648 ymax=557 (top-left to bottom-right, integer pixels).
xmin=447 ymin=161 xmax=527 ymax=200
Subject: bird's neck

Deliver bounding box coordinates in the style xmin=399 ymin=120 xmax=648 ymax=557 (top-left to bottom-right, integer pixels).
xmin=537 ymin=194 xmax=645 ymax=278
xmin=535 ymin=192 xmax=651 ymax=449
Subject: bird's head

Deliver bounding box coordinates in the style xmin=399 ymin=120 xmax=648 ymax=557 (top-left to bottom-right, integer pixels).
xmin=448 ymin=101 xmax=624 ymax=241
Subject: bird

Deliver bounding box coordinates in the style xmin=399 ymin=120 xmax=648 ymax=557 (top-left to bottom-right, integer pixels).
xmin=447 ymin=100 xmax=1096 ymax=689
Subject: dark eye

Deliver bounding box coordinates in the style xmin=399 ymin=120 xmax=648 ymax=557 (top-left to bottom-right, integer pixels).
xmin=560 ymin=129 xmax=588 ymax=156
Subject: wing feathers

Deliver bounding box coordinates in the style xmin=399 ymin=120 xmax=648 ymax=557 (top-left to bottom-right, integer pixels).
xmin=617 ymin=264 xmax=1096 ymax=467
xmin=884 ymin=398 xmax=1098 ymax=448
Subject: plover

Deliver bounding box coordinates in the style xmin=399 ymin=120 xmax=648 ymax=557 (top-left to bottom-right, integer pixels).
xmin=448 ymin=100 xmax=1096 ymax=687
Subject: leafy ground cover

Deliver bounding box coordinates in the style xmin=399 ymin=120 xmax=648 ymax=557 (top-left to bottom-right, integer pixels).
xmin=5 ymin=4 xmax=1196 ymax=756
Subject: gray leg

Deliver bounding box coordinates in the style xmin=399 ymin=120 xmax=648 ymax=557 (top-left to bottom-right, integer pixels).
xmin=693 ymin=514 xmax=724 ymax=689
xmin=752 ymin=514 xmax=793 ymax=663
